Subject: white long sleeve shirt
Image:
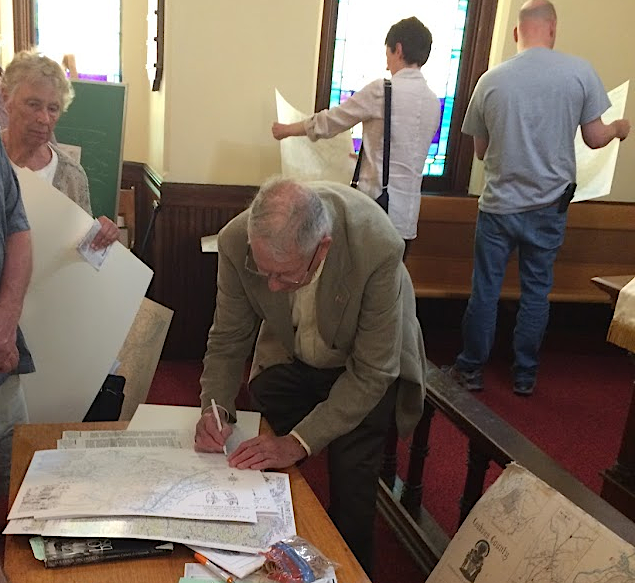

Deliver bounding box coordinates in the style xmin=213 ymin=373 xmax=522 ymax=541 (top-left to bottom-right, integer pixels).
xmin=304 ymin=68 xmax=440 ymax=239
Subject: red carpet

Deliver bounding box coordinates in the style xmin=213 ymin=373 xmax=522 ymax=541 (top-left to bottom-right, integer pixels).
xmin=140 ymin=301 xmax=633 ymax=582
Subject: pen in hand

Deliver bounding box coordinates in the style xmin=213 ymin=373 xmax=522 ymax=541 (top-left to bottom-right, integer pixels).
xmin=211 ymin=398 xmax=228 ymax=456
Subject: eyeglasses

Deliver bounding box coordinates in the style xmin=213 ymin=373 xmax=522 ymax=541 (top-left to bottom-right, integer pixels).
xmin=245 ymin=244 xmax=320 ymax=286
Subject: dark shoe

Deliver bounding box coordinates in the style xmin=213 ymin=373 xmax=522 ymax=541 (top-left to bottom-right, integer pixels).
xmin=513 ymin=381 xmax=535 ymax=396
xmin=441 ymin=365 xmax=485 ymax=392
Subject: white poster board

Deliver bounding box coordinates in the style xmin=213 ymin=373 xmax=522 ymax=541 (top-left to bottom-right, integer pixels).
xmin=574 ymin=80 xmax=629 ymax=202
xmin=276 ymin=89 xmax=356 ymax=184
xmin=16 ymin=168 xmax=153 ymax=423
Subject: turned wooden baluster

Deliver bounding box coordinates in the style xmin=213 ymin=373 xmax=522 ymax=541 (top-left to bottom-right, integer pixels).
xmin=400 ymin=403 xmax=435 ymax=519
xmin=459 ymin=440 xmax=490 ymax=524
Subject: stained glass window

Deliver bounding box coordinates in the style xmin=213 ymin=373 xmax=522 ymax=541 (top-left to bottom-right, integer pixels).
xmin=329 ymin=0 xmax=470 ymax=177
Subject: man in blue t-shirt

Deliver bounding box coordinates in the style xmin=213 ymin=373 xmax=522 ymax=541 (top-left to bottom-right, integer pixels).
xmin=0 ymin=141 xmax=33 ymax=497
xmin=445 ymin=0 xmax=630 ymax=395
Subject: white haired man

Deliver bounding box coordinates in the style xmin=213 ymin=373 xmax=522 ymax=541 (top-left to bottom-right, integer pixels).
xmin=194 ymin=177 xmax=427 ymax=575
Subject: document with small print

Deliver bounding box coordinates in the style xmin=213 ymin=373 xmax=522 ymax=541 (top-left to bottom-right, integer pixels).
xmin=426 ymin=463 xmax=635 ymax=583
xmin=8 ymin=448 xmax=264 ymax=523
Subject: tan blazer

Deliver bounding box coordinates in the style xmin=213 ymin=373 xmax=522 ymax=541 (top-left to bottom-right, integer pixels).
xmin=200 ymin=181 xmax=426 ymax=454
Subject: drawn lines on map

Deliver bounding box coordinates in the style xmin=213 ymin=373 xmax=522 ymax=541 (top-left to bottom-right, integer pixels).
xmin=509 ymin=507 xmax=599 ymax=583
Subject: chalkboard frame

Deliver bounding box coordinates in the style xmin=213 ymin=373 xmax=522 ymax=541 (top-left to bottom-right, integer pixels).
xmin=54 ymin=79 xmax=127 ymax=220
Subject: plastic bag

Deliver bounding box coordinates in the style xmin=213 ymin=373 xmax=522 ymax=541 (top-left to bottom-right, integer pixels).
xmin=263 ymin=536 xmax=337 ymax=583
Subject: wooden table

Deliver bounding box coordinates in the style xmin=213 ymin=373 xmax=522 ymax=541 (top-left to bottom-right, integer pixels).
xmin=591 ymin=275 xmax=635 ymax=522
xmin=4 ymin=422 xmax=370 ymax=583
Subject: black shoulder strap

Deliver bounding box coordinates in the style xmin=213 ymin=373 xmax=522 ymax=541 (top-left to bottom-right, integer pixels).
xmin=350 ymin=79 xmax=391 ymax=214
xmin=381 ymin=79 xmax=392 ymax=194
xmin=351 ymin=143 xmax=363 ymax=189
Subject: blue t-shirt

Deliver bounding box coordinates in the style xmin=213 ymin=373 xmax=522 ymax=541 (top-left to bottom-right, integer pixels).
xmin=0 ymin=140 xmax=34 ymax=385
xmin=463 ymin=47 xmax=611 ymax=214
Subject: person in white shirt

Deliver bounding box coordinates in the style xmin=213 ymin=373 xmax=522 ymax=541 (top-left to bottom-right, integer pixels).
xmin=272 ymin=16 xmax=440 ymax=256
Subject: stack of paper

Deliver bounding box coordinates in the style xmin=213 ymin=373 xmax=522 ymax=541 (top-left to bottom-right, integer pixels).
xmin=4 ymin=405 xmax=297 ymax=579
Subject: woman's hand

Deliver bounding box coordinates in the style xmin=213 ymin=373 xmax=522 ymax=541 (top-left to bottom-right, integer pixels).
xmin=91 ymin=216 xmax=119 ymax=250
xmin=271 ymin=121 xmax=307 ymax=140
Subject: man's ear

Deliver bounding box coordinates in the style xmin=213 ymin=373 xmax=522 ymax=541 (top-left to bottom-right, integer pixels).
xmin=513 ymin=26 xmax=519 ymax=43
xmin=318 ymin=236 xmax=332 ymax=262
xmin=395 ymin=42 xmax=404 ymax=59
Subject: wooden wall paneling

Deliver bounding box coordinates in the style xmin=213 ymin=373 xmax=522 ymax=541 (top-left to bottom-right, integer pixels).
xmin=12 ymin=0 xmax=35 ymax=51
xmin=149 ymin=183 xmax=255 ymax=359
xmin=118 ymin=167 xmax=635 ymax=358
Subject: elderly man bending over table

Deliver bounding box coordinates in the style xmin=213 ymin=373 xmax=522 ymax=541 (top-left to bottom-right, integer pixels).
xmin=194 ymin=177 xmax=427 ymax=576
xmin=1 ymin=50 xmax=117 ymax=249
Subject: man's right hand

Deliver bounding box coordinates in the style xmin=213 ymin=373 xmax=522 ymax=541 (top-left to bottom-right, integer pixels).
xmin=614 ymin=118 xmax=631 ymax=141
xmin=194 ymin=411 xmax=233 ymax=453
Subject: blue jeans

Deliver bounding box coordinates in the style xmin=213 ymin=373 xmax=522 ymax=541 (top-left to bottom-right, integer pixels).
xmin=456 ymin=204 xmax=567 ymax=384
xmin=0 ymin=375 xmax=28 ymax=498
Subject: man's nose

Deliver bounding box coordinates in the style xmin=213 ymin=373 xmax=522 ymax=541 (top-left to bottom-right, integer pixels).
xmin=267 ymin=277 xmax=286 ymax=293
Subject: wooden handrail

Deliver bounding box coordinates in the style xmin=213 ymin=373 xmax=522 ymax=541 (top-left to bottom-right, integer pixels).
xmin=378 ymin=360 xmax=635 ymax=577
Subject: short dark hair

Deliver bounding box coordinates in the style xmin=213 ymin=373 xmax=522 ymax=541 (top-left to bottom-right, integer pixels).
xmin=385 ymin=17 xmax=433 ymax=67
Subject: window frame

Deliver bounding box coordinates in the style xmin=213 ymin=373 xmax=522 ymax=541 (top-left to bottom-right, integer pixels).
xmin=12 ymin=0 xmax=126 ymax=84
xmin=315 ymin=0 xmax=499 ymax=195
xmin=13 ymin=0 xmax=35 ymax=51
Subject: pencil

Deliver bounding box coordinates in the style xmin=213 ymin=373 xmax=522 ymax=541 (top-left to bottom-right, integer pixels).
xmin=193 ymin=552 xmax=235 ymax=583
xmin=211 ymin=398 xmax=228 ymax=456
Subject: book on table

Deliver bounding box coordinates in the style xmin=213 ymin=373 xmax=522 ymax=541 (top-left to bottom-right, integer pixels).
xmin=30 ymin=536 xmax=173 ymax=568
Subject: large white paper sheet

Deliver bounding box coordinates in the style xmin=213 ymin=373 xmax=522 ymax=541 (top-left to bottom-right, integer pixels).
xmin=276 ymin=89 xmax=355 ymax=184
xmin=128 ymin=404 xmax=261 ymax=455
xmin=16 ymin=167 xmax=153 ymax=423
xmin=8 ymin=448 xmax=265 ymax=523
xmin=426 ymin=463 xmax=635 ymax=583
xmin=574 ymin=80 xmax=630 ymax=202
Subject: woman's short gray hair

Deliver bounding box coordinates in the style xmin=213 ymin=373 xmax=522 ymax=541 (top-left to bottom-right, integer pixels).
xmin=248 ymin=176 xmax=333 ymax=259
xmin=2 ymin=51 xmax=74 ymax=111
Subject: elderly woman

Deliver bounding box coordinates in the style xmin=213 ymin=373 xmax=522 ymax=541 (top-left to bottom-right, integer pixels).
xmin=1 ymin=51 xmax=117 ymax=248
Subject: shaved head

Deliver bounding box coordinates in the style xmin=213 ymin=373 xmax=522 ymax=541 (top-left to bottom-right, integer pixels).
xmin=519 ymin=0 xmax=557 ymax=24
xmin=515 ymin=0 xmax=557 ymax=50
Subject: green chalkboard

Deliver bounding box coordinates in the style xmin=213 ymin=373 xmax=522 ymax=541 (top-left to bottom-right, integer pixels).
xmin=54 ymin=80 xmax=127 ymax=220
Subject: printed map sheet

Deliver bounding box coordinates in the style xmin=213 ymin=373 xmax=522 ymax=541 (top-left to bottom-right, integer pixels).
xmin=115 ymin=297 xmax=173 ymax=421
xmin=57 ymin=429 xmax=195 ymax=449
xmin=5 ymin=473 xmax=295 ymax=553
xmin=8 ymin=448 xmax=265 ymax=523
xmin=574 ymin=80 xmax=630 ymax=202
xmin=426 ymin=463 xmax=635 ymax=583
xmin=127 ymin=404 xmax=261 ymax=455
xmin=276 ymin=89 xmax=355 ymax=184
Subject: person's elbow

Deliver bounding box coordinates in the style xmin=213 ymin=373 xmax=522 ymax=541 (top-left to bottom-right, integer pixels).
xmin=473 ymin=136 xmax=488 ymax=160
xmin=581 ymin=119 xmax=609 ymax=149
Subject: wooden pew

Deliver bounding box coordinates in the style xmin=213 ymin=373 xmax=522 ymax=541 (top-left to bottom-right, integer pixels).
xmin=405 ymin=196 xmax=635 ymax=303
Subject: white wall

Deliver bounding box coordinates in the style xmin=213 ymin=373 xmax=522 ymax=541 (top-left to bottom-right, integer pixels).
xmin=160 ymin=0 xmax=322 ymax=184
